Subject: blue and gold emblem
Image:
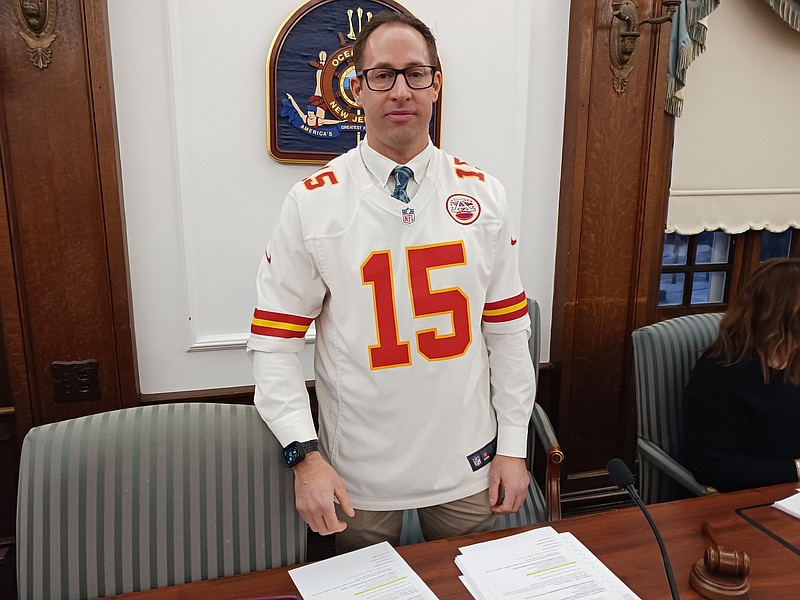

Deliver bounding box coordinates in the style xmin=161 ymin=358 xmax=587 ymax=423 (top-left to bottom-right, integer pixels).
xmin=266 ymin=0 xmax=442 ymax=163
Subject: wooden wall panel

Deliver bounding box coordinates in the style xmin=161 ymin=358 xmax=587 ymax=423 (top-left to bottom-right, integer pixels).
xmin=0 ymin=148 xmax=30 ymax=540
xmin=552 ymin=0 xmax=676 ymax=507
xmin=0 ymin=0 xmax=136 ymax=538
xmin=0 ymin=0 xmax=135 ymax=425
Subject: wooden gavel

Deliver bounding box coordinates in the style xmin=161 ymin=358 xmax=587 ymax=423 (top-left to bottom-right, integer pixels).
xmin=690 ymin=521 xmax=750 ymax=599
xmin=704 ymin=544 xmax=750 ymax=577
xmin=701 ymin=521 xmax=751 ymax=578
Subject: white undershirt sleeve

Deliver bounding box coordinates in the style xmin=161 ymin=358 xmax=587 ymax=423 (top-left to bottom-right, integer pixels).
xmin=485 ymin=328 xmax=536 ymax=458
xmin=250 ymin=349 xmax=317 ymax=447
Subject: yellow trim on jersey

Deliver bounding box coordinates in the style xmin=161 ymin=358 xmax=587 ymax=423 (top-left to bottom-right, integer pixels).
xmin=251 ymin=317 xmax=308 ymax=333
xmin=482 ymin=298 xmax=527 ymax=317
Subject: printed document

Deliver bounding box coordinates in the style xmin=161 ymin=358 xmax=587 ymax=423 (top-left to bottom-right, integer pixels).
xmin=773 ymin=488 xmax=800 ymax=519
xmin=288 ymin=541 xmax=437 ymax=600
xmin=456 ymin=526 xmax=641 ymax=600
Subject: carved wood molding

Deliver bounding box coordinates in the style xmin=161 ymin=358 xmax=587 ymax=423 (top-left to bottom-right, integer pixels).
xmin=12 ymin=0 xmax=58 ymax=68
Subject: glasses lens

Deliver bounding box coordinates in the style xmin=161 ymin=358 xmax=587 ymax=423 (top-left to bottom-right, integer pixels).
xmin=404 ymin=66 xmax=434 ymax=89
xmin=366 ymin=69 xmax=396 ymax=91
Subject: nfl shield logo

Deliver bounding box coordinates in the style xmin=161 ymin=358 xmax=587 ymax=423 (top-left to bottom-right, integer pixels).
xmin=402 ymin=207 xmax=415 ymax=225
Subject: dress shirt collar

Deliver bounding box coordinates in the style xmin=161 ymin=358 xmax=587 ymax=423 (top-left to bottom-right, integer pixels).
xmin=359 ymin=138 xmax=433 ymax=191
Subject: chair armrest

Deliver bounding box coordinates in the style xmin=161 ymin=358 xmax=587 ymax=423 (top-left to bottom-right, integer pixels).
xmin=532 ymin=403 xmax=563 ymax=521
xmin=637 ymin=438 xmax=718 ymax=497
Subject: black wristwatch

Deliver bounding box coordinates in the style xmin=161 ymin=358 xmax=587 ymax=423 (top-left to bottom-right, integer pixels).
xmin=282 ymin=439 xmax=318 ymax=468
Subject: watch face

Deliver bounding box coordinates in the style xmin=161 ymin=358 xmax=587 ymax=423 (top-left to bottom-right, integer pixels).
xmin=284 ymin=446 xmax=300 ymax=466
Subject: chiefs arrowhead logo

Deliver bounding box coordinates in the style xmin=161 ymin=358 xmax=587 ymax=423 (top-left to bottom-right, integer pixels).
xmin=266 ymin=250 xmax=272 ymax=264
xmin=511 ymin=238 xmax=517 ymax=246
xmin=445 ymin=194 xmax=481 ymax=225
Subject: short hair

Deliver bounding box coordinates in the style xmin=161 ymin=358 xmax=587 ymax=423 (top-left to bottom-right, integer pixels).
xmin=352 ymin=11 xmax=438 ymax=72
xmin=707 ymin=257 xmax=800 ymax=384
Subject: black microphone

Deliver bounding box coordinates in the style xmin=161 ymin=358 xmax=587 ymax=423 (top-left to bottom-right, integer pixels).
xmin=607 ymin=458 xmax=680 ymax=600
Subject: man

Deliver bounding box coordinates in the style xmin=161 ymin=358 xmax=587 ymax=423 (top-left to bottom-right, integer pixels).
xmin=248 ymin=11 xmax=535 ymax=553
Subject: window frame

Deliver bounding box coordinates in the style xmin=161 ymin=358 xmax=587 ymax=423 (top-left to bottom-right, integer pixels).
xmin=656 ymin=229 xmax=798 ymax=321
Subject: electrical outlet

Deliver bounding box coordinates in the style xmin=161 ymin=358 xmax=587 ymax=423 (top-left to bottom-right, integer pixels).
xmin=51 ymin=360 xmax=101 ymax=403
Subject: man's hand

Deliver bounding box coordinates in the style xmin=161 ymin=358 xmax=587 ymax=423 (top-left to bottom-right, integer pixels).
xmin=293 ymin=452 xmax=355 ymax=535
xmin=487 ymin=455 xmax=529 ymax=514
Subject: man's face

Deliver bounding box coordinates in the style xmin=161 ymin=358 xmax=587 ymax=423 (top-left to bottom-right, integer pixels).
xmin=351 ymin=24 xmax=441 ymax=163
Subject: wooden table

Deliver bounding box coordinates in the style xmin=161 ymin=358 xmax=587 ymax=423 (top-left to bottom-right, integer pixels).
xmin=116 ymin=483 xmax=800 ymax=599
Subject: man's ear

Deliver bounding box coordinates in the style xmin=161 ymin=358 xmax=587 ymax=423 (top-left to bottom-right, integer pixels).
xmin=431 ymin=70 xmax=442 ymax=102
xmin=351 ymin=76 xmax=363 ymax=106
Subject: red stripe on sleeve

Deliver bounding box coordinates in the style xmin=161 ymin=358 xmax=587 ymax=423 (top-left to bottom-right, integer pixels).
xmin=483 ymin=291 xmax=527 ymax=311
xmin=482 ymin=305 xmax=528 ymax=323
xmin=252 ymin=309 xmax=313 ymax=327
xmin=250 ymin=324 xmax=307 ymax=339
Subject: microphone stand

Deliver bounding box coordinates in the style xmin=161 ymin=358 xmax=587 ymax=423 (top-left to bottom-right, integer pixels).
xmin=623 ymin=481 xmax=680 ymax=600
xmin=608 ymin=458 xmax=680 ymax=600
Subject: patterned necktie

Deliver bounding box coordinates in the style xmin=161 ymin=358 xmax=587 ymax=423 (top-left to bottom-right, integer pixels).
xmin=391 ymin=166 xmax=414 ymax=204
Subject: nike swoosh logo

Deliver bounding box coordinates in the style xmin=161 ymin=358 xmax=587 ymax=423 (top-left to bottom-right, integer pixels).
xmin=266 ymin=250 xmax=272 ymax=264
xmin=511 ymin=238 xmax=517 ymax=246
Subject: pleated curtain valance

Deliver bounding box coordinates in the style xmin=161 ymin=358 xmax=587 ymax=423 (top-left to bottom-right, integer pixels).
xmin=666 ymin=0 xmax=800 ymax=236
xmin=665 ymin=190 xmax=800 ymax=235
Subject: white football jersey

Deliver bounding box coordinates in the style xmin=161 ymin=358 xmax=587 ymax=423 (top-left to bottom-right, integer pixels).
xmin=248 ymin=143 xmax=530 ymax=510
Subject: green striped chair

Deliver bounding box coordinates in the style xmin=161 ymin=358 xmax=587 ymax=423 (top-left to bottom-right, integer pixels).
xmin=632 ymin=313 xmax=723 ymax=505
xmin=399 ymin=299 xmax=563 ymax=544
xmin=16 ymin=403 xmax=305 ymax=600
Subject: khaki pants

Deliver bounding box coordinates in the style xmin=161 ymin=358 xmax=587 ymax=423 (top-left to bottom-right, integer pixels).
xmin=334 ymin=489 xmax=496 ymax=554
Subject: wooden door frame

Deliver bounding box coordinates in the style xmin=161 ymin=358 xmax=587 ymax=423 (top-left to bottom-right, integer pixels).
xmin=0 ymin=0 xmax=137 ymax=542
xmin=85 ymin=0 xmax=140 ymax=409
xmin=551 ymin=0 xmax=677 ymax=509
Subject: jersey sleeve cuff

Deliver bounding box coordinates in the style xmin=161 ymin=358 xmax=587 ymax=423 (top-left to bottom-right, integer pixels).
xmin=264 ymin=412 xmax=318 ymax=449
xmin=247 ymin=335 xmax=307 ymax=354
xmin=496 ymin=424 xmax=529 ymax=458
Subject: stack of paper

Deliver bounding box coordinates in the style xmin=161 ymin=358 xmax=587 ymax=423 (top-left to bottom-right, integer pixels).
xmin=773 ymin=488 xmax=800 ymax=519
xmin=289 ymin=541 xmax=437 ymax=600
xmin=455 ymin=526 xmax=641 ymax=600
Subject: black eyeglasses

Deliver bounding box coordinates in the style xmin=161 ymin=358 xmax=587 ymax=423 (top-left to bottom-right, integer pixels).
xmin=355 ymin=65 xmax=437 ymax=91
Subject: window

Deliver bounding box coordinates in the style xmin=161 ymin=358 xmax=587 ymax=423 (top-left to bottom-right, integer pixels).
xmin=657 ymin=228 xmax=799 ymax=318
xmin=659 ymin=232 xmax=732 ymax=308
xmin=759 ymin=229 xmax=798 ymax=261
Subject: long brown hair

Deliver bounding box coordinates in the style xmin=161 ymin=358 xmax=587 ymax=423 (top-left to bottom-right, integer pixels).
xmin=707 ymin=258 xmax=800 ymax=384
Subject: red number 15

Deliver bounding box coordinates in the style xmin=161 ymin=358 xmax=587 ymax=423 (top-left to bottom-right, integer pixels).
xmin=361 ymin=241 xmax=472 ymax=369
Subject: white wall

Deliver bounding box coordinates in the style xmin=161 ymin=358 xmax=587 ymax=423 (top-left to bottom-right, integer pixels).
xmin=668 ymin=0 xmax=800 ymax=234
xmin=108 ymin=0 xmax=570 ymax=394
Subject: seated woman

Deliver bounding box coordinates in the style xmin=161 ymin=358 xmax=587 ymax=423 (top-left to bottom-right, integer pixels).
xmin=686 ymin=257 xmax=800 ymax=493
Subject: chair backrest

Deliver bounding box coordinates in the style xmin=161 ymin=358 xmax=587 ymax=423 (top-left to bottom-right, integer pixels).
xmin=16 ymin=403 xmax=306 ymax=600
xmin=525 ymin=299 xmax=541 ymax=468
xmin=529 ymin=299 xmax=541 ymax=382
xmin=631 ymin=312 xmax=723 ymax=503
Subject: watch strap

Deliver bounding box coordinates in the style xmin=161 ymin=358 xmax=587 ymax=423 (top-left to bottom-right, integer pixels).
xmin=299 ymin=439 xmax=319 ymax=455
